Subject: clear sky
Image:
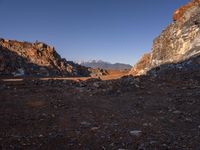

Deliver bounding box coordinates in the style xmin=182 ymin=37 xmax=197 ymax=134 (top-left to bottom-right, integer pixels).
xmin=0 ymin=0 xmax=189 ymax=65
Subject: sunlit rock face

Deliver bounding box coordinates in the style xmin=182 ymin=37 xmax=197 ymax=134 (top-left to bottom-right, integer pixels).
xmin=130 ymin=53 xmax=151 ymax=75
xmin=0 ymin=39 xmax=91 ymax=77
xmin=130 ymin=0 xmax=200 ymax=76
xmin=173 ymin=0 xmax=200 ymax=22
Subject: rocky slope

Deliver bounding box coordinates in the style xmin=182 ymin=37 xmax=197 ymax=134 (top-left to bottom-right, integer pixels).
xmin=80 ymin=60 xmax=132 ymax=70
xmin=0 ymin=38 xmax=106 ymax=77
xmin=1 ymin=61 xmax=200 ymax=149
xmin=130 ymin=0 xmax=200 ymax=75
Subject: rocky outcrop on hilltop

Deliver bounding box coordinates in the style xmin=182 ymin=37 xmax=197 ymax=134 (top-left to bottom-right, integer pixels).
xmin=0 ymin=38 xmax=107 ymax=77
xmin=130 ymin=0 xmax=200 ymax=76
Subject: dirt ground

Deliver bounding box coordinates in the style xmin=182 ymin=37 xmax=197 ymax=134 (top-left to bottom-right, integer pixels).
xmin=0 ymin=74 xmax=200 ymax=150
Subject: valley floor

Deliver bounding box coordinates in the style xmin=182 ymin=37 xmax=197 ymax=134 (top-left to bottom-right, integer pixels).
xmin=0 ymin=75 xmax=200 ymax=150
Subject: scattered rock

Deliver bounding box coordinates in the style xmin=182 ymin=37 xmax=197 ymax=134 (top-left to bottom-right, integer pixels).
xmin=91 ymin=127 xmax=100 ymax=131
xmin=93 ymin=82 xmax=100 ymax=88
xmin=173 ymin=110 xmax=182 ymax=114
xmin=130 ymin=130 xmax=142 ymax=137
xmin=12 ymin=68 xmax=25 ymax=77
xmin=80 ymin=121 xmax=91 ymax=127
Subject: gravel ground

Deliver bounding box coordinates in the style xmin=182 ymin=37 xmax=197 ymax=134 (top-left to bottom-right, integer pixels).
xmin=0 ymin=74 xmax=200 ymax=150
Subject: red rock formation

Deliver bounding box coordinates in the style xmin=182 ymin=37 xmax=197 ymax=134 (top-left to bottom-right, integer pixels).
xmin=173 ymin=0 xmax=200 ymax=21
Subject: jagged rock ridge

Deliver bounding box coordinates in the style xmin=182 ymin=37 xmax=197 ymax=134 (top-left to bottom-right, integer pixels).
xmin=130 ymin=0 xmax=200 ymax=75
xmin=79 ymin=60 xmax=132 ymax=70
xmin=0 ymin=39 xmax=91 ymax=77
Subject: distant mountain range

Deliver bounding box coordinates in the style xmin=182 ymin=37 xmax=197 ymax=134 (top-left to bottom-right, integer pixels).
xmin=77 ymin=60 xmax=132 ymax=70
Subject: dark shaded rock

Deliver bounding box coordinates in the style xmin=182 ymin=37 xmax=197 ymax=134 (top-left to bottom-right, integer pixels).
xmin=0 ymin=39 xmax=92 ymax=77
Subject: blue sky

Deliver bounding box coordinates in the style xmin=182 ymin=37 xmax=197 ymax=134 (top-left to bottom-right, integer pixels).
xmin=0 ymin=0 xmax=189 ymax=65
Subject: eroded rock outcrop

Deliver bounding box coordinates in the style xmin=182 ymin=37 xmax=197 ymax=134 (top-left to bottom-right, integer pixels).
xmin=0 ymin=39 xmax=92 ymax=77
xmin=130 ymin=0 xmax=200 ymax=76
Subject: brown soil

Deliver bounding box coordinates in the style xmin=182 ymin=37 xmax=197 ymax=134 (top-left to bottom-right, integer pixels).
xmin=101 ymin=69 xmax=130 ymax=80
xmin=0 ymin=73 xmax=200 ymax=150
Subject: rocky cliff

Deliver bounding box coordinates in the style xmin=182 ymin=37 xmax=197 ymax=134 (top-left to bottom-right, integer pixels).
xmin=130 ymin=0 xmax=200 ymax=75
xmin=0 ymin=38 xmax=91 ymax=77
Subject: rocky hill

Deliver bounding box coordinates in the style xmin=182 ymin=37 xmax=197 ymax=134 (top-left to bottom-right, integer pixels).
xmin=79 ymin=60 xmax=132 ymax=70
xmin=130 ymin=0 xmax=200 ymax=76
xmin=0 ymin=38 xmax=107 ymax=77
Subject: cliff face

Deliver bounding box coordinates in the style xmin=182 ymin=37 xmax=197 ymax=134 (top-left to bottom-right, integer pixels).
xmin=0 ymin=39 xmax=91 ymax=77
xmin=130 ymin=0 xmax=200 ymax=75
